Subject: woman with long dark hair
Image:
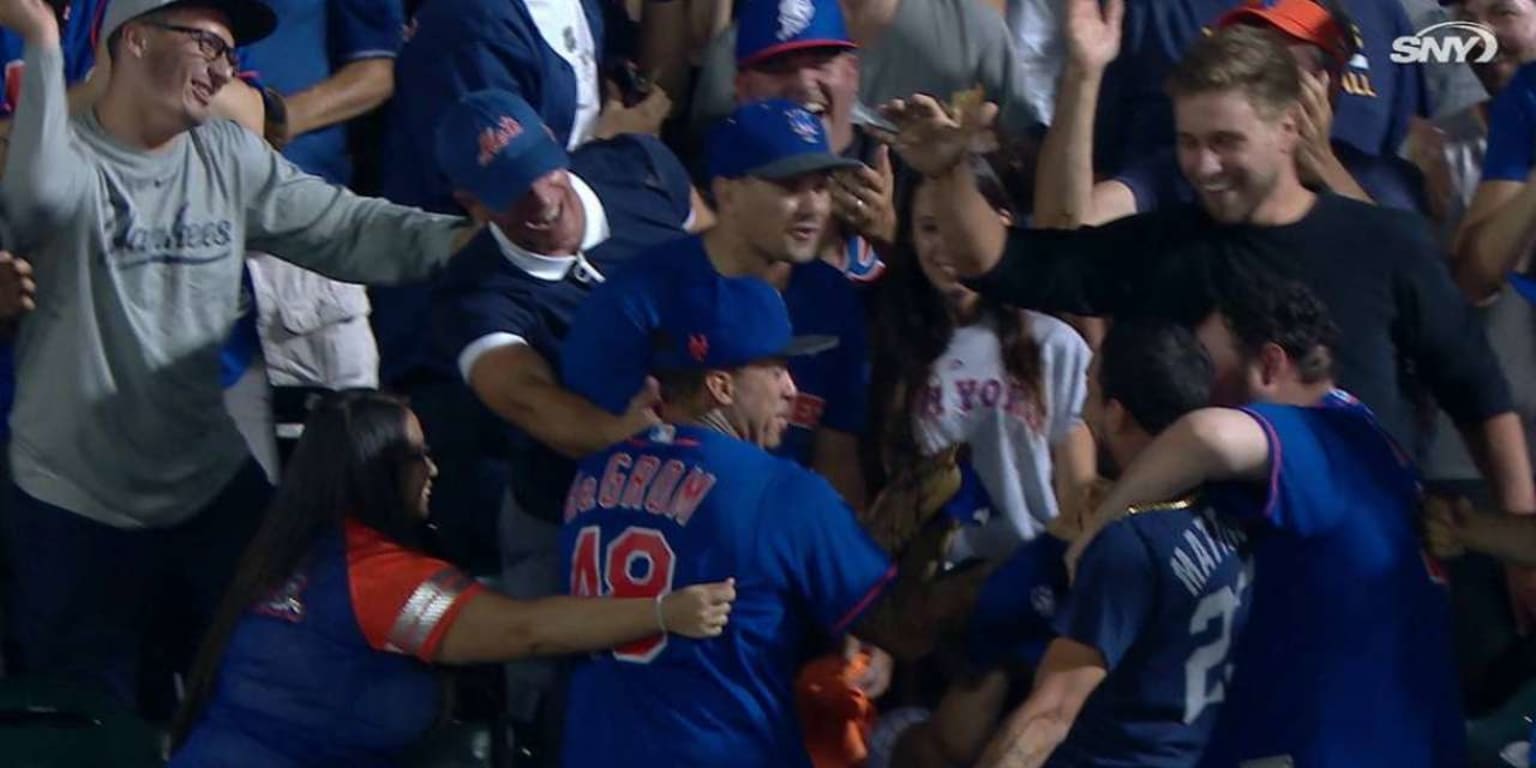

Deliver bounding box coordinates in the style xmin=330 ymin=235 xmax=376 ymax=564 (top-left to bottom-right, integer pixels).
xmin=169 ymin=390 xmax=733 ymax=765
xmin=872 ymin=157 xmax=1096 ymax=562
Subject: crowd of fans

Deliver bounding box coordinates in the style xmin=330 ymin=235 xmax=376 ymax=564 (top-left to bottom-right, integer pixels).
xmin=0 ymin=0 xmax=1532 ymax=764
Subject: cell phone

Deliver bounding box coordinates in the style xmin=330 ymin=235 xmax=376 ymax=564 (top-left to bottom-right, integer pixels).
xmin=604 ymin=60 xmax=652 ymax=108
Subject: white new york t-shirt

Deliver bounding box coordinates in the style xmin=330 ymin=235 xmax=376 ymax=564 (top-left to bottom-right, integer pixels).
xmin=915 ymin=312 xmax=1091 ymax=561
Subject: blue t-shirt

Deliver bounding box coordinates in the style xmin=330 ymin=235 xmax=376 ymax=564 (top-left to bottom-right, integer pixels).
xmin=1482 ymin=62 xmax=1536 ymax=183
xmin=559 ymin=238 xmax=869 ymax=467
xmin=240 ymin=0 xmax=404 ymax=185
xmin=1198 ymin=391 xmax=1464 ymax=767
xmin=427 ymin=135 xmax=692 ymax=517
xmin=1094 ymin=0 xmax=1426 ymax=175
xmin=1050 ymin=503 xmax=1252 ymax=767
xmin=559 ymin=424 xmax=893 ymax=768
xmin=967 ymin=533 xmax=1069 ymax=671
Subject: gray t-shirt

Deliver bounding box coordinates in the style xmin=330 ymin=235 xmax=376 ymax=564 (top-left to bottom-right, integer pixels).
xmin=2 ymin=45 xmax=465 ymax=528
xmin=691 ymin=0 xmax=1041 ymax=142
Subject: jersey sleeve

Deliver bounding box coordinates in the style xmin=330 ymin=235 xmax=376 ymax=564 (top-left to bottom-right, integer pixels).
xmin=1233 ymin=404 xmax=1362 ymax=536
xmin=331 ymin=0 xmax=406 ymax=63
xmin=1482 ymin=72 xmax=1536 ymax=183
xmin=759 ymin=467 xmax=894 ymax=633
xmin=431 ymin=264 xmax=543 ymax=383
xmin=1053 ymin=519 xmax=1154 ymax=670
xmin=343 ymin=520 xmax=486 ymax=662
xmin=559 ymin=262 xmax=663 ymax=414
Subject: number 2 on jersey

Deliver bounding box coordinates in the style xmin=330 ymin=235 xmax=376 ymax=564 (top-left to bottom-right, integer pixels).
xmin=1183 ymin=575 xmax=1245 ymax=724
xmin=571 ymin=525 xmax=677 ymax=663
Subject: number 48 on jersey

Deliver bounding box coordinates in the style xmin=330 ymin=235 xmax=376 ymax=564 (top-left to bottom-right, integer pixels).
xmin=571 ymin=525 xmax=678 ymax=663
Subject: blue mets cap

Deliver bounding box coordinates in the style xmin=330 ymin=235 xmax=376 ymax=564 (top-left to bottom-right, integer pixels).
xmin=707 ymin=99 xmax=862 ymax=181
xmin=434 ymin=90 xmax=569 ymax=213
xmin=736 ymin=0 xmax=856 ymax=69
xmin=653 ymin=273 xmax=837 ymax=372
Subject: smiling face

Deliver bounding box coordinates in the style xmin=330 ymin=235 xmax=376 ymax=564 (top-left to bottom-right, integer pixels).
xmin=1173 ymin=88 xmax=1299 ymax=224
xmin=1460 ymin=0 xmax=1536 ymax=93
xmin=736 ymin=48 xmax=859 ymax=147
xmin=487 ymin=169 xmax=587 ymax=256
xmin=400 ymin=412 xmax=438 ymax=519
xmin=123 ymin=7 xmax=238 ymax=130
xmin=717 ymin=171 xmax=832 ymax=264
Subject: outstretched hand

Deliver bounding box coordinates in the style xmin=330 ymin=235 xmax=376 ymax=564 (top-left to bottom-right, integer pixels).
xmin=875 ymin=92 xmax=997 ymax=177
xmin=661 ymin=578 xmax=736 ymax=638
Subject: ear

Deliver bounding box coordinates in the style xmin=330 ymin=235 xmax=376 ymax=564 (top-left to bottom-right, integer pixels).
xmin=1257 ymin=341 xmax=1288 ymax=386
xmin=703 ymin=369 xmax=735 ymax=407
xmin=997 ymin=208 xmax=1016 ymax=228
xmin=123 ymin=23 xmax=151 ymax=58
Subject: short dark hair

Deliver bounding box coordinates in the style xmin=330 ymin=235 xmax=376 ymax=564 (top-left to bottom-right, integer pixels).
xmin=1166 ymin=24 xmax=1302 ymax=120
xmin=654 ymin=367 xmax=710 ymax=404
xmin=1100 ymin=319 xmax=1214 ymax=434
xmin=1211 ymin=260 xmax=1339 ymax=384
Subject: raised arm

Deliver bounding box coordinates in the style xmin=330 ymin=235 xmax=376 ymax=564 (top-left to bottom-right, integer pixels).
xmin=0 ymin=1 xmax=90 ymax=237
xmin=1033 ymin=0 xmax=1122 ymax=230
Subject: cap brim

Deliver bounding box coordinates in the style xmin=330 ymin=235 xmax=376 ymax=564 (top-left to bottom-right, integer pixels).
xmin=749 ymin=153 xmax=862 ymax=180
xmin=1215 ymin=7 xmax=1346 ymax=66
xmin=739 ymin=40 xmax=858 ymax=70
xmin=1510 ymin=273 xmax=1536 ymax=305
xmin=779 ymin=334 xmax=839 ymax=358
xmin=171 ymin=0 xmax=278 ymax=45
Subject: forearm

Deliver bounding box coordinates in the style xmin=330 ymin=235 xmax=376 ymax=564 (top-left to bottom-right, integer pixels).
xmin=932 ymin=161 xmax=1009 ymax=278
xmin=437 ymin=591 xmax=660 ymax=664
xmin=1459 ymin=511 xmax=1536 ymax=566
xmin=1456 ymin=183 xmax=1536 ymax=301
xmin=981 ymin=713 xmax=1072 ymax=768
xmin=283 ymin=58 xmax=395 ymax=138
xmin=1457 ymin=412 xmax=1536 ymax=513
xmin=640 ymin=0 xmax=691 ymax=109
xmin=483 ymin=377 xmax=635 ymax=459
xmin=1033 ymin=64 xmax=1103 ymax=230
xmin=1096 ymin=409 xmax=1269 ymax=517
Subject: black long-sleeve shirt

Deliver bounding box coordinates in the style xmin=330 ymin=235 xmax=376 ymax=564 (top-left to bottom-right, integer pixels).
xmin=965 ymin=194 xmax=1512 ymax=453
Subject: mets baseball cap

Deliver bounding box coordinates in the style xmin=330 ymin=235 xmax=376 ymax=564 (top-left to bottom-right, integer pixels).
xmin=708 ymin=99 xmax=862 ymax=181
xmin=736 ymin=0 xmax=857 ymax=69
xmin=1216 ymin=0 xmax=1351 ymax=68
xmin=653 ymin=273 xmax=837 ymax=372
xmin=101 ymin=0 xmax=277 ymax=46
xmin=434 ymin=90 xmax=569 ymax=213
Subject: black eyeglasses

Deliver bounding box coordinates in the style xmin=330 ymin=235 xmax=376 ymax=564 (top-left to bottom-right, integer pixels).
xmin=143 ymin=21 xmax=239 ymax=71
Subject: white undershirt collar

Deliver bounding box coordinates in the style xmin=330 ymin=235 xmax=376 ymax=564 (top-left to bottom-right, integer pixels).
xmin=487 ymin=173 xmax=610 ymax=282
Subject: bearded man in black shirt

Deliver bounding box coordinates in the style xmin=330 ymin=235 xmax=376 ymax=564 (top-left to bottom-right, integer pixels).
xmin=879 ymin=21 xmax=1536 ymax=516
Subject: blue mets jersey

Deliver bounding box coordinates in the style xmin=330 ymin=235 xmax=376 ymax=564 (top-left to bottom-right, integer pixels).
xmin=1052 ymin=501 xmax=1252 ymax=767
xmin=558 ymin=423 xmax=893 ymax=768
xmin=1198 ymin=391 xmax=1463 ymax=767
xmin=559 ymin=237 xmax=868 ymax=466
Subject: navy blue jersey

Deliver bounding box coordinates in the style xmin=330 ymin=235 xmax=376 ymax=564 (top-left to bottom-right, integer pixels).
xmin=967 ymin=534 xmax=1069 ymax=671
xmin=1048 ymin=502 xmax=1251 ymax=766
xmin=1095 ymin=0 xmax=1426 ymax=174
xmin=240 ymin=0 xmax=404 ymax=185
xmin=426 ymin=135 xmax=693 ymax=518
xmin=1198 ymin=391 xmax=1463 ymax=767
xmin=559 ymin=424 xmax=893 ymax=767
xmin=559 ymin=237 xmax=869 ymax=467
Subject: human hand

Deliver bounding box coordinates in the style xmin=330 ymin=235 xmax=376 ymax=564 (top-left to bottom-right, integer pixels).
xmin=1064 ymin=0 xmax=1124 ymax=73
xmin=0 ymin=251 xmax=36 ymax=320
xmin=845 ymin=636 xmax=893 ymax=699
xmin=661 ymin=578 xmax=736 ymax=638
xmin=831 ymin=143 xmax=897 ymax=245
xmin=876 ymin=91 xmax=997 ymax=177
xmin=1294 ymin=69 xmax=1338 ymax=185
xmin=594 ymin=81 xmax=671 ymax=140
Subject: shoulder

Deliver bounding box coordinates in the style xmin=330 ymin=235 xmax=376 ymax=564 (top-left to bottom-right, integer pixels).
xmin=572 ymin=134 xmax=685 ymax=181
xmin=1025 ymin=311 xmax=1090 ymax=358
xmin=1314 ymin=193 xmax=1437 ymax=253
xmin=1076 ymin=514 xmax=1156 ymax=576
xmin=190 ymin=118 xmax=270 ymax=161
xmin=790 ymin=260 xmax=861 ymax=305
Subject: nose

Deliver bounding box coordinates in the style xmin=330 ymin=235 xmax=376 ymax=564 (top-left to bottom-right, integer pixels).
xmin=782 ymin=370 xmax=799 ymax=403
xmin=530 ymin=174 xmax=563 ymax=208
xmin=1189 ymin=146 xmax=1222 ymax=181
xmin=427 ymin=456 xmax=439 ymax=479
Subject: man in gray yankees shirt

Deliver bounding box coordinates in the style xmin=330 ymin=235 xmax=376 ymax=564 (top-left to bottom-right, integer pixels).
xmin=0 ymin=0 xmax=478 ymax=706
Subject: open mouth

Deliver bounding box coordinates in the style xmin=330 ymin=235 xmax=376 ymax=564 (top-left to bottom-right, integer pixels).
xmin=191 ymin=82 xmax=215 ymax=105
xmin=802 ymin=101 xmax=827 ymax=116
xmin=524 ymin=201 xmax=562 ymax=231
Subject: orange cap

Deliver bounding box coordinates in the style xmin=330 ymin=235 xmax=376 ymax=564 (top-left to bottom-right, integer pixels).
xmin=1216 ymin=0 xmax=1350 ymax=68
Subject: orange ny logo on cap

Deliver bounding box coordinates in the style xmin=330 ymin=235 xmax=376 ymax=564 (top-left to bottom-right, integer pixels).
xmin=476 ymin=116 xmax=523 ymax=166
xmin=688 ymin=334 xmax=710 ymax=362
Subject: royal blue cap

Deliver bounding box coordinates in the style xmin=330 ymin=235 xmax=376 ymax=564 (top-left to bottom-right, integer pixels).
xmin=736 ymin=0 xmax=856 ymax=69
xmin=434 ymin=90 xmax=569 ymax=212
xmin=708 ymin=99 xmax=862 ymax=181
xmin=653 ymin=274 xmax=837 ymax=372
xmin=1510 ymin=273 xmax=1536 ymax=305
